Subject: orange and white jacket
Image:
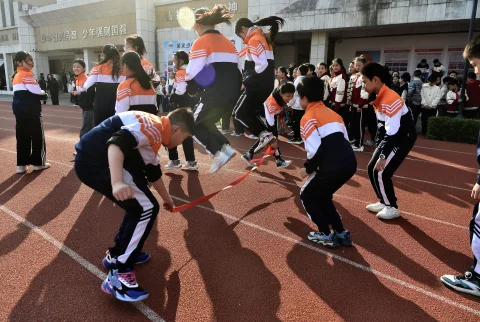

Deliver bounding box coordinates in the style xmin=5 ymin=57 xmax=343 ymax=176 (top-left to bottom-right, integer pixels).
xmin=115 ymin=77 xmax=157 ymax=115
xmin=370 ymin=84 xmax=416 ymax=157
xmin=242 ymin=27 xmax=275 ymax=91
xmin=75 ymin=111 xmax=173 ymax=182
xmin=300 ymin=101 xmax=355 ymax=174
xmin=264 ymin=87 xmax=286 ymax=130
xmin=12 ymin=67 xmax=47 ymax=118
xmin=170 ymin=66 xmax=190 ymax=107
xmin=186 ymin=30 xmax=242 ymax=101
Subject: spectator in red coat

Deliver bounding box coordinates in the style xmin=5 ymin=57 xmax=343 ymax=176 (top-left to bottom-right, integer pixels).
xmin=466 ymin=72 xmax=480 ymax=108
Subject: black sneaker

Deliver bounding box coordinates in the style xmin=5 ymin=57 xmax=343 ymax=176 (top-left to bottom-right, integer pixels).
xmin=288 ymin=138 xmax=303 ymax=145
xmin=241 ymin=152 xmax=255 ymax=167
xmin=441 ymin=270 xmax=480 ymax=297
xmin=276 ymin=158 xmax=292 ymax=168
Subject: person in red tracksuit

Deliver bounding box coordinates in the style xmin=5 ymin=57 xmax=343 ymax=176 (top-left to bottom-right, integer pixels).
xmin=329 ymin=58 xmax=349 ymax=130
xmin=347 ymin=55 xmax=369 ymax=151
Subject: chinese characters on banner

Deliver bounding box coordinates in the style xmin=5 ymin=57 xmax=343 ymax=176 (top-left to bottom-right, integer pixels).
xmin=164 ymin=40 xmax=194 ymax=77
xmin=414 ymin=48 xmax=443 ymax=70
xmin=41 ymin=24 xmax=127 ymax=43
xmin=166 ymin=1 xmax=239 ymax=21
xmin=384 ymin=49 xmax=410 ymax=75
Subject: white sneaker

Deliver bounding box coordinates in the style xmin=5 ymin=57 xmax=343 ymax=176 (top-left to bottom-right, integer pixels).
xmin=16 ymin=165 xmax=27 ymax=174
xmin=210 ymin=151 xmax=231 ymax=173
xmin=366 ymin=201 xmax=386 ymax=213
xmin=246 ymin=134 xmax=258 ymax=140
xmin=254 ymin=131 xmax=276 ymax=153
xmin=220 ymin=129 xmax=231 ymax=134
xmin=183 ymin=161 xmax=198 ymax=171
xmin=352 ymin=145 xmax=364 ymax=152
xmin=221 ymin=144 xmax=237 ymax=158
xmin=33 ymin=163 xmax=51 ymax=171
xmin=164 ymin=160 xmax=182 ymax=170
xmin=376 ymin=206 xmax=401 ymax=220
xmin=364 ymin=139 xmax=375 ymax=147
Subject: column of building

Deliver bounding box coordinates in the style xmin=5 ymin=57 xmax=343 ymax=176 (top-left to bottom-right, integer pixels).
xmin=135 ymin=0 xmax=156 ymax=66
xmin=310 ymin=31 xmax=329 ymax=65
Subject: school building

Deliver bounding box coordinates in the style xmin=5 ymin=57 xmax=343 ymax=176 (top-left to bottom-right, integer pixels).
xmin=0 ymin=0 xmax=478 ymax=92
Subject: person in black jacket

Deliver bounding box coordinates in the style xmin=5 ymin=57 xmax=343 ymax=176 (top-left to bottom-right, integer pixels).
xmin=47 ymin=74 xmax=59 ymax=105
xmin=38 ymin=73 xmax=47 ymax=104
xmin=72 ymin=59 xmax=94 ymax=138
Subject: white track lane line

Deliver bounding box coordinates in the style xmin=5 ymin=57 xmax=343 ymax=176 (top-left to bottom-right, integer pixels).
xmin=0 ymin=146 xmax=470 ymax=232
xmin=0 ymin=204 xmax=165 ymax=322
xmin=0 ymin=110 xmax=82 ymax=120
xmin=0 ymin=152 xmax=478 ymax=318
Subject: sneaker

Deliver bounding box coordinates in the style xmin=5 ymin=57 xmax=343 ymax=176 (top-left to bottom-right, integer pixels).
xmin=102 ymin=250 xmax=151 ymax=270
xmin=16 ymin=165 xmax=27 ymax=174
xmin=288 ymin=138 xmax=303 ymax=145
xmin=276 ymin=159 xmax=292 ymax=168
xmin=101 ymin=268 xmax=149 ymax=302
xmin=366 ymin=201 xmax=386 ymax=213
xmin=72 ymin=152 xmax=77 ymax=156
xmin=221 ymin=129 xmax=231 ymax=134
xmin=352 ymin=145 xmax=364 ymax=152
xmin=376 ymin=206 xmax=401 ymax=220
xmin=307 ymin=232 xmax=339 ymax=248
xmin=221 ymin=144 xmax=237 ymax=158
xmin=210 ymin=151 xmax=231 ymax=173
xmin=216 ymin=124 xmax=222 ymax=129
xmin=230 ymin=132 xmax=243 ymax=137
xmin=33 ymin=163 xmax=51 ymax=171
xmin=183 ymin=161 xmax=198 ymax=171
xmin=164 ymin=160 xmax=182 ymax=170
xmin=287 ymin=131 xmax=295 ymax=137
xmin=246 ymin=134 xmax=258 ymax=140
xmin=254 ymin=131 xmax=276 ymax=153
xmin=335 ymin=230 xmax=352 ymax=246
xmin=241 ymin=153 xmax=256 ymax=167
xmin=364 ymin=139 xmax=376 ymax=147
xmin=441 ymin=271 xmax=480 ymax=297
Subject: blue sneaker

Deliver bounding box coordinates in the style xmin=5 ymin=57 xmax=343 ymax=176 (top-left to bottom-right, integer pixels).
xmin=102 ymin=250 xmax=151 ymax=270
xmin=335 ymin=230 xmax=353 ymax=246
xmin=307 ymin=231 xmax=339 ymax=248
xmin=101 ymin=268 xmax=149 ymax=302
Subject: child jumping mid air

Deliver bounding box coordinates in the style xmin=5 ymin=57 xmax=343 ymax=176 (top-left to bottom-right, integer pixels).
xmin=298 ymin=76 xmax=357 ymax=248
xmin=363 ymin=63 xmax=417 ymax=220
xmin=74 ymin=108 xmax=194 ymax=302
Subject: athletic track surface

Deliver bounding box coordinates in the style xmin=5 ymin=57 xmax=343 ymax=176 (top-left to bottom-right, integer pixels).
xmin=0 ymin=102 xmax=479 ymax=322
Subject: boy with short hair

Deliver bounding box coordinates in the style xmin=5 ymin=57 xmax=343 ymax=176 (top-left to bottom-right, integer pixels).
xmin=75 ymin=108 xmax=194 ymax=302
xmin=441 ymin=36 xmax=480 ymax=297
xmin=362 ymin=63 xmax=417 ymax=220
xmin=408 ymin=70 xmax=424 ymax=127
xmin=298 ymin=76 xmax=357 ymax=248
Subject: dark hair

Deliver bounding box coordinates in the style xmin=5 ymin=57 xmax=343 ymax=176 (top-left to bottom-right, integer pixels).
xmin=298 ymin=64 xmax=309 ymax=76
xmin=464 ymin=36 xmax=480 ymax=60
xmin=355 ymin=55 xmax=367 ymax=65
xmin=468 ymin=72 xmax=477 ymax=79
xmin=296 ymin=76 xmax=324 ymax=102
xmin=413 ymin=70 xmax=422 ymax=77
xmin=361 ymin=62 xmax=389 ymax=83
xmin=278 ymin=66 xmax=287 ymax=75
xmin=279 ymin=82 xmax=295 ymax=94
xmin=421 ymin=59 xmax=427 ymax=63
xmin=122 ymin=52 xmax=151 ymax=90
xmin=433 ymin=59 xmax=439 ymax=63
xmin=307 ymin=64 xmax=315 ymax=72
xmin=332 ymin=58 xmax=347 ymax=75
xmin=195 ymin=5 xmax=233 ymax=26
xmin=443 ymin=76 xmax=453 ymax=84
xmin=125 ymin=34 xmax=147 ymax=57
xmin=427 ymin=75 xmax=437 ymax=83
xmin=450 ymin=71 xmax=458 ymax=75
xmin=174 ymin=50 xmax=189 ymax=66
xmin=12 ymin=51 xmax=33 ymax=80
xmin=98 ymin=44 xmax=121 ymax=79
xmin=401 ymin=72 xmax=411 ymax=83
xmin=168 ymin=107 xmax=195 ymax=135
xmin=449 ymin=79 xmax=460 ymax=87
xmin=73 ymin=59 xmax=86 ymax=69
xmin=235 ymin=16 xmax=285 ymax=47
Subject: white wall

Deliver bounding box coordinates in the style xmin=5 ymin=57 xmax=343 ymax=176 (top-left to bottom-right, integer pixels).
xmin=334 ymin=32 xmax=479 ymax=74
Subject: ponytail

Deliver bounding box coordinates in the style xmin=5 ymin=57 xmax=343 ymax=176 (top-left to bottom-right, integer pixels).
xmin=195 ymin=5 xmax=233 ymax=26
xmin=235 ymin=16 xmax=285 ymax=46
xmin=97 ymin=44 xmax=121 ymax=79
xmin=122 ymin=51 xmax=151 ymax=90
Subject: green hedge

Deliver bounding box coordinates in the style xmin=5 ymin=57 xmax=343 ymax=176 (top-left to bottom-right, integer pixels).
xmin=426 ymin=116 xmax=480 ymax=144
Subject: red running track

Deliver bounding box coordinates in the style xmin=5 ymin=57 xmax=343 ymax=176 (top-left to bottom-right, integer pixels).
xmin=0 ymin=102 xmax=479 ymax=321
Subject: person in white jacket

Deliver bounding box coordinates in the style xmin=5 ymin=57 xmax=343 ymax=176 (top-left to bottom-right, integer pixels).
xmin=420 ymin=75 xmax=442 ymax=135
xmin=287 ymin=64 xmax=308 ymax=144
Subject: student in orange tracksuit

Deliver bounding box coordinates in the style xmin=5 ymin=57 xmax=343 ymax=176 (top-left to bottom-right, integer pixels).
xmin=298 ymin=76 xmax=357 ymax=248
xmin=186 ymin=5 xmax=242 ymax=173
xmin=84 ymin=44 xmax=124 ymax=125
xmin=124 ymin=34 xmax=160 ymax=88
xmin=233 ymin=16 xmax=285 ymax=152
xmin=115 ymin=52 xmax=158 ymax=115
